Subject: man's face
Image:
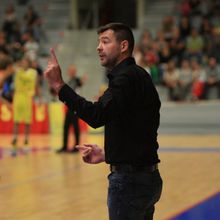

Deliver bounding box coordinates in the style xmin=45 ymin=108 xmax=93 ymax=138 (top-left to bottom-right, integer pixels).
xmin=97 ymin=29 xmax=121 ymax=69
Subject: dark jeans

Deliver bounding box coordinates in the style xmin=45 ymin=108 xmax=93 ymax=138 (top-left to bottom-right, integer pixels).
xmin=63 ymin=110 xmax=80 ymax=149
xmin=107 ymin=169 xmax=162 ymax=220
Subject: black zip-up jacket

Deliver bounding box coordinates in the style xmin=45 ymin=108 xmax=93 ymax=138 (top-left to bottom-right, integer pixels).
xmin=59 ymin=57 xmax=161 ymax=166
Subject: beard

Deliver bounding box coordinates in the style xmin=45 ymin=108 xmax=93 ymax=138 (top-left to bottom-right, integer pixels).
xmin=100 ymin=54 xmax=119 ymax=70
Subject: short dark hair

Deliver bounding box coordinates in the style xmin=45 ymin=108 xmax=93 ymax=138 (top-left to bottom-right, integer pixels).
xmin=97 ymin=22 xmax=135 ymax=55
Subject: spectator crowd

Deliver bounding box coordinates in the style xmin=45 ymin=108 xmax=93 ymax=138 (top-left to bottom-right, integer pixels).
xmin=134 ymin=0 xmax=220 ymax=101
xmin=0 ymin=3 xmax=45 ymax=102
xmin=1 ymin=1 xmax=220 ymax=103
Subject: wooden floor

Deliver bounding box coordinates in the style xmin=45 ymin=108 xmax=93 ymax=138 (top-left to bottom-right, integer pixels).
xmin=0 ymin=133 xmax=220 ymax=220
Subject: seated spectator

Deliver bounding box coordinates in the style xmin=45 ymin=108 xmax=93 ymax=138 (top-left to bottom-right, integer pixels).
xmin=189 ymin=0 xmax=201 ymax=16
xmin=2 ymin=4 xmax=17 ymax=43
xmin=178 ymin=59 xmax=193 ymax=100
xmin=202 ymin=57 xmax=220 ymax=99
xmin=170 ymin=27 xmax=186 ymax=65
xmin=155 ymin=30 xmax=167 ymax=50
xmin=24 ymin=33 xmax=40 ymax=61
xmin=23 ymin=5 xmax=43 ymax=41
xmin=161 ymin=16 xmax=175 ymax=42
xmin=199 ymin=16 xmax=213 ymax=36
xmin=179 ymin=16 xmax=192 ymax=40
xmin=199 ymin=16 xmax=213 ymax=53
xmin=186 ymin=28 xmax=205 ymax=63
xmin=209 ymin=0 xmax=220 ymax=17
xmin=207 ymin=27 xmax=220 ymax=63
xmin=158 ymin=44 xmax=173 ymax=71
xmin=178 ymin=0 xmax=192 ymax=17
xmin=163 ymin=60 xmax=181 ymax=101
xmin=8 ymin=41 xmax=24 ymax=62
xmin=191 ymin=59 xmax=207 ymax=100
xmin=144 ymin=49 xmax=160 ymax=85
xmin=139 ymin=29 xmax=153 ymax=51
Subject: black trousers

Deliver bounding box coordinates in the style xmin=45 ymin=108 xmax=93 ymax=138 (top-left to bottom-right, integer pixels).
xmin=63 ymin=110 xmax=80 ymax=149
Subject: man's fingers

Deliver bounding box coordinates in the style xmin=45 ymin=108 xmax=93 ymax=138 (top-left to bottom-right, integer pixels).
xmin=82 ymin=148 xmax=92 ymax=157
xmin=75 ymin=145 xmax=87 ymax=151
xmin=50 ymin=48 xmax=59 ymax=63
xmin=47 ymin=58 xmax=53 ymax=66
xmin=76 ymin=145 xmax=92 ymax=152
xmin=84 ymin=144 xmax=97 ymax=149
xmin=75 ymin=145 xmax=92 ymax=157
xmin=84 ymin=144 xmax=102 ymax=153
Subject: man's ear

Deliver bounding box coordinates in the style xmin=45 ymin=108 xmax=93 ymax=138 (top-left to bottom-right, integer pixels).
xmin=120 ymin=40 xmax=129 ymax=53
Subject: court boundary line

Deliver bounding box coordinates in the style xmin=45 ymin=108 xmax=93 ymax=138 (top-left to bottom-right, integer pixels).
xmin=166 ymin=191 xmax=220 ymax=220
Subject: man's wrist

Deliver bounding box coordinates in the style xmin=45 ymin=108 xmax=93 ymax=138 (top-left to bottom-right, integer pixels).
xmin=54 ymin=81 xmax=65 ymax=94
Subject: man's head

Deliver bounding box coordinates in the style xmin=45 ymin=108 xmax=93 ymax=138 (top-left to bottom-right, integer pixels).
xmin=97 ymin=23 xmax=134 ymax=69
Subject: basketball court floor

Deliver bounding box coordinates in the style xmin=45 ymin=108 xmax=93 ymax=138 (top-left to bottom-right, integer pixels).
xmin=0 ymin=101 xmax=220 ymax=220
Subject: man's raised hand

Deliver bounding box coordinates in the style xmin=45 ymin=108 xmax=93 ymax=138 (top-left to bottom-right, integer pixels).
xmin=44 ymin=48 xmax=65 ymax=94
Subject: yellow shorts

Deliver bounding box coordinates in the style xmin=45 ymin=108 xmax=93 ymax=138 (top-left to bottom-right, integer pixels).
xmin=13 ymin=94 xmax=33 ymax=124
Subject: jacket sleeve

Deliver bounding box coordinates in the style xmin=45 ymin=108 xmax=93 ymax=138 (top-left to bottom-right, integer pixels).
xmin=59 ymin=74 xmax=134 ymax=128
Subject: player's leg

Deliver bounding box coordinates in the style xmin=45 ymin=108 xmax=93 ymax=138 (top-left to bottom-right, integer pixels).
xmin=71 ymin=115 xmax=80 ymax=153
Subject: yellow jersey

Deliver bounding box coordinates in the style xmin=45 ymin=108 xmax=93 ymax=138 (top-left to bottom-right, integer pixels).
xmin=13 ymin=68 xmax=37 ymax=123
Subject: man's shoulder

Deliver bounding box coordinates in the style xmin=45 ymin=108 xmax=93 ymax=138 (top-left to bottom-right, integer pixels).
xmin=125 ymin=64 xmax=151 ymax=79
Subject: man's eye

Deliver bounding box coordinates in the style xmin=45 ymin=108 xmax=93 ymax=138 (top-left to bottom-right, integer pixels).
xmin=103 ymin=40 xmax=110 ymax=44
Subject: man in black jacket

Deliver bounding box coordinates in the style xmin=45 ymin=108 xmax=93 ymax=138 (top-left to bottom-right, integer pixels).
xmin=44 ymin=23 xmax=162 ymax=220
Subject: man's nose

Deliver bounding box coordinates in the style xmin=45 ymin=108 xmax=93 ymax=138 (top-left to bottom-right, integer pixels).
xmin=97 ymin=43 xmax=102 ymax=51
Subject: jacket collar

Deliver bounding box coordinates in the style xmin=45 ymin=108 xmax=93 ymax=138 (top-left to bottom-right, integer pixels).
xmin=107 ymin=57 xmax=136 ymax=80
